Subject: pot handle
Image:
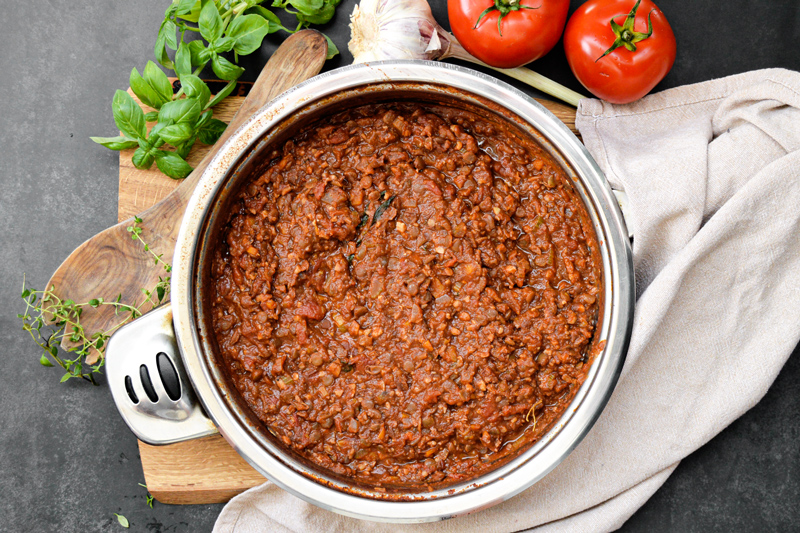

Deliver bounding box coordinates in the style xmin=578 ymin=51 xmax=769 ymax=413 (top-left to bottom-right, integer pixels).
xmin=106 ymin=303 xmax=218 ymax=445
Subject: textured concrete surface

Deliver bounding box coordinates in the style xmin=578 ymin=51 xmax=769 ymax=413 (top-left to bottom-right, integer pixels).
xmin=1 ymin=1 xmax=798 ymax=532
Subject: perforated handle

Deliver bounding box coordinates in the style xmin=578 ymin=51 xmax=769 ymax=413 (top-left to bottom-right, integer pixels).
xmin=106 ymin=304 xmax=218 ymax=445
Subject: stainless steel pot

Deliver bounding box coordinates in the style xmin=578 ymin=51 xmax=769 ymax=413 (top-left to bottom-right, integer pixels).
xmin=107 ymin=61 xmax=634 ymax=522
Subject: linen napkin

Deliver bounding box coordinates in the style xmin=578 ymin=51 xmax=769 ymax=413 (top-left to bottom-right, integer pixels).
xmin=214 ymin=68 xmax=800 ymax=532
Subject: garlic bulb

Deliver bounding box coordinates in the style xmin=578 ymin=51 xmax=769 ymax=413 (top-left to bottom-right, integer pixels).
xmin=348 ymin=0 xmax=584 ymax=107
xmin=349 ymin=0 xmax=472 ymax=63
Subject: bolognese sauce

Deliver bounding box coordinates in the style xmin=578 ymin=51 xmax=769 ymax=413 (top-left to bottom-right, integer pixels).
xmin=209 ymin=102 xmax=602 ymax=490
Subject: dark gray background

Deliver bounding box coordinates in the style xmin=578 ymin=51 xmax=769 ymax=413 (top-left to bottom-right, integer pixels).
xmin=1 ymin=0 xmax=798 ymax=531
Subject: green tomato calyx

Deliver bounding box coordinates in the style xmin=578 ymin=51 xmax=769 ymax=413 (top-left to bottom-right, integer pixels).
xmin=596 ymin=0 xmax=654 ymax=62
xmin=473 ymin=0 xmax=540 ymax=37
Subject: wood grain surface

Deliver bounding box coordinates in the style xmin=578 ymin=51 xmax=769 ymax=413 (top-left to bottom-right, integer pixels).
xmin=127 ymin=95 xmax=577 ymax=505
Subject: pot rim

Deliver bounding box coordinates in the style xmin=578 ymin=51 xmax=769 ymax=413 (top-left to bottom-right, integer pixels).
xmin=171 ymin=60 xmax=634 ymax=522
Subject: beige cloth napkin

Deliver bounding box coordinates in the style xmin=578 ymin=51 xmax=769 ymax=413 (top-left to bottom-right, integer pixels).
xmin=214 ymin=68 xmax=800 ymax=532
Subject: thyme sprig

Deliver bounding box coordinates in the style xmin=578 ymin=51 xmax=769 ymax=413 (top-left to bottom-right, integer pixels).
xmin=18 ymin=217 xmax=171 ymax=384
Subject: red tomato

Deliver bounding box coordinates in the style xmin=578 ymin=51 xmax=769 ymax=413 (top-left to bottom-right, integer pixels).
xmin=448 ymin=0 xmax=570 ymax=69
xmin=563 ymin=0 xmax=676 ymax=104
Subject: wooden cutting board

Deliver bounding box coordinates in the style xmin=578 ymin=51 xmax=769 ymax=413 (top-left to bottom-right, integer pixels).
xmin=123 ymin=90 xmax=578 ymax=505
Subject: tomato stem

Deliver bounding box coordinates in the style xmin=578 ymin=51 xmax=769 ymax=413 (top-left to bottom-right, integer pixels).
xmin=473 ymin=0 xmax=539 ymax=37
xmin=596 ymin=0 xmax=654 ymax=61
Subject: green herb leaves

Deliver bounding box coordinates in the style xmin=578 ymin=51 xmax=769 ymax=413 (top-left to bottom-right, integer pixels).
xmin=159 ymin=97 xmax=203 ymax=124
xmin=96 ymin=77 xmax=209 ymax=179
xmin=274 ymin=0 xmax=342 ymax=27
xmin=114 ymin=513 xmax=130 ymax=528
xmin=372 ymin=193 xmax=398 ymax=226
xmin=198 ymin=116 xmax=227 ymax=144
xmin=132 ymin=147 xmax=156 ymax=170
xmin=94 ymin=0 xmax=341 ymax=180
xmin=138 ymin=483 xmax=155 ymax=508
xmin=155 ymin=150 xmax=194 ymax=179
xmin=211 ymin=54 xmax=244 ymax=80
xmin=89 ymin=136 xmax=139 ymax=150
xmin=157 ymin=123 xmax=195 ymax=145
xmin=155 ymin=19 xmax=178 ymax=69
xmin=199 ymin=0 xmax=225 ymax=43
xmin=130 ymin=62 xmax=173 ymax=109
xmin=19 ymin=218 xmax=172 ymax=384
xmin=228 ymin=15 xmax=272 ymax=55
xmin=180 ymin=75 xmax=211 ymax=108
xmin=112 ymin=90 xmax=146 ymax=141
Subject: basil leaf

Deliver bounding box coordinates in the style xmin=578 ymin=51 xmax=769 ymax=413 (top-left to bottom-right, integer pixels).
xmin=130 ymin=63 xmax=173 ymax=111
xmin=199 ymin=47 xmax=213 ymax=64
xmin=177 ymin=0 xmax=202 ymax=22
xmin=288 ymin=0 xmax=324 ymax=17
xmin=39 ymin=353 xmax=54 ymax=367
xmin=147 ymin=122 xmax=168 ymax=148
xmin=164 ymin=20 xmax=178 ymax=50
xmin=175 ymin=0 xmax=198 ymax=16
xmin=159 ymin=97 xmax=202 ymax=124
xmin=198 ymin=0 xmax=223 ymax=44
xmin=198 ymin=118 xmax=227 ymax=145
xmin=176 ymin=136 xmax=197 ymax=159
xmin=372 ymin=194 xmax=397 ymax=226
xmin=196 ymin=109 xmax=213 ymax=127
xmin=158 ymin=123 xmax=195 ymax=145
xmin=155 ymin=150 xmax=194 ymax=179
xmin=129 ymin=68 xmax=160 ymax=109
xmin=211 ymin=54 xmax=244 ymax=81
xmin=90 ymin=136 xmax=139 ymax=151
xmin=164 ymin=3 xmax=178 ymax=18
xmin=206 ymin=79 xmax=237 ymax=108
xmin=180 ymin=75 xmax=211 ymax=109
xmin=144 ymin=61 xmax=174 ymax=104
xmin=175 ymin=41 xmax=192 ymax=77
xmin=213 ymin=36 xmax=236 ymax=54
xmin=297 ymin=3 xmax=335 ymax=25
xmin=323 ymin=33 xmax=339 ymax=60
xmin=155 ymin=19 xmax=177 ymax=69
xmin=244 ymin=6 xmax=286 ymax=32
xmin=112 ymin=90 xmax=146 ymax=140
xmin=227 ymin=14 xmax=271 ymax=55
xmin=132 ymin=147 xmax=155 ymax=169
xmin=186 ymin=40 xmax=210 ymax=68
xmin=144 ymin=111 xmax=159 ymax=122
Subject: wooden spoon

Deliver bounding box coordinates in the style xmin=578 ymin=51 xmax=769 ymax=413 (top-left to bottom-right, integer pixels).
xmin=48 ymin=30 xmax=328 ymax=352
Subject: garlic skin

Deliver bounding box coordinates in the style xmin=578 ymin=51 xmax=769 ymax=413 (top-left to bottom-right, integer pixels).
xmin=348 ymin=0 xmax=470 ymax=63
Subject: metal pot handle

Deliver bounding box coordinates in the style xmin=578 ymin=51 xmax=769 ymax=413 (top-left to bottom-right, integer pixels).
xmin=106 ymin=303 xmax=218 ymax=445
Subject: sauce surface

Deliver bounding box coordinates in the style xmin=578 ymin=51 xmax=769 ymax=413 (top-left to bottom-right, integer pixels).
xmin=210 ymin=102 xmax=602 ymax=490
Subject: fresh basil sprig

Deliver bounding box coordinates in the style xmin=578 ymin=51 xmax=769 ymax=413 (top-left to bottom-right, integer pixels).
xmin=93 ymin=0 xmax=340 ymax=180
